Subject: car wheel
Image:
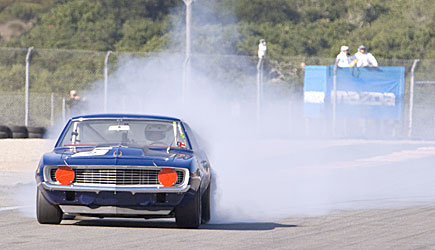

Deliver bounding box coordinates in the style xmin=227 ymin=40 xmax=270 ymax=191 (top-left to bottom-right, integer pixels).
xmin=201 ymin=183 xmax=211 ymax=224
xmin=175 ymin=188 xmax=201 ymax=229
xmin=36 ymin=188 xmax=63 ymax=224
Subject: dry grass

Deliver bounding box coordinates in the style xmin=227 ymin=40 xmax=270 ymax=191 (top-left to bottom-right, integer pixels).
xmin=0 ymin=19 xmax=32 ymax=40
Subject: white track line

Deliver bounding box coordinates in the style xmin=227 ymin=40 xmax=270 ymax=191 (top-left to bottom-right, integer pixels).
xmin=330 ymin=146 xmax=435 ymax=169
xmin=290 ymin=146 xmax=435 ymax=174
xmin=0 ymin=206 xmax=25 ymax=212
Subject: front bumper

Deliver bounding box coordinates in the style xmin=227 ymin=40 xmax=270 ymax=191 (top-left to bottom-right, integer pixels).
xmin=60 ymin=205 xmax=172 ymax=216
xmin=36 ymin=177 xmax=201 ymax=217
xmin=41 ymin=182 xmax=191 ymax=194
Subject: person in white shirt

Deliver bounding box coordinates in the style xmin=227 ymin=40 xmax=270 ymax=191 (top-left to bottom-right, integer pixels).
xmin=258 ymin=39 xmax=267 ymax=59
xmin=336 ymin=45 xmax=352 ymax=67
xmin=354 ymin=45 xmax=378 ymax=67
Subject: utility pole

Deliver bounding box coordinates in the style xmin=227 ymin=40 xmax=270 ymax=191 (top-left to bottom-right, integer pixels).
xmin=182 ymin=0 xmax=193 ymax=105
xmin=408 ymin=59 xmax=420 ymax=138
xmin=104 ymin=50 xmax=112 ymax=113
xmin=25 ymin=46 xmax=34 ymax=126
xmin=257 ymin=39 xmax=267 ymax=130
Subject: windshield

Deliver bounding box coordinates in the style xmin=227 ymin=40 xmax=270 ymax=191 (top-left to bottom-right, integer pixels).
xmin=59 ymin=119 xmax=189 ymax=149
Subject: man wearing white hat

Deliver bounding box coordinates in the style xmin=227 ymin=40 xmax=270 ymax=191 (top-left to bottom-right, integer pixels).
xmin=354 ymin=45 xmax=378 ymax=67
xmin=336 ymin=45 xmax=352 ymax=67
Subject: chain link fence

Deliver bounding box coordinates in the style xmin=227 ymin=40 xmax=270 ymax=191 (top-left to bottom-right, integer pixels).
xmin=412 ymin=59 xmax=435 ymax=138
xmin=0 ymin=47 xmax=105 ymax=127
xmin=0 ymin=46 xmax=433 ymax=139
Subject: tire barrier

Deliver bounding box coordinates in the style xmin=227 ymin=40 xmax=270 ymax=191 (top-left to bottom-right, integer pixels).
xmin=10 ymin=126 xmax=29 ymax=138
xmin=27 ymin=126 xmax=46 ymax=138
xmin=0 ymin=125 xmax=46 ymax=139
xmin=0 ymin=125 xmax=12 ymax=138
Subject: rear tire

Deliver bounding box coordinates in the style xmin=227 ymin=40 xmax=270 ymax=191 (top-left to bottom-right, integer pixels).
xmin=36 ymin=189 xmax=62 ymax=224
xmin=175 ymin=188 xmax=201 ymax=229
xmin=201 ymin=183 xmax=211 ymax=224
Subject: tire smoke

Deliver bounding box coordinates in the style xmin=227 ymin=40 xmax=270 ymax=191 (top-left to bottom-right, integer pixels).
xmin=30 ymin=1 xmax=435 ymax=223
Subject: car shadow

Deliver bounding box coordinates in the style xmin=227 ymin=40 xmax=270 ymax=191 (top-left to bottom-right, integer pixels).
xmin=70 ymin=218 xmax=297 ymax=231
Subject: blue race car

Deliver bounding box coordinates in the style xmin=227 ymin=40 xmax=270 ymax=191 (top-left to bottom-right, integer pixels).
xmin=35 ymin=114 xmax=212 ymax=228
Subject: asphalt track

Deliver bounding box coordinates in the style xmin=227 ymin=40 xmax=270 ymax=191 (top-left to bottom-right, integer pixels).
xmin=0 ymin=205 xmax=435 ymax=250
xmin=1 ymin=139 xmax=435 ymax=249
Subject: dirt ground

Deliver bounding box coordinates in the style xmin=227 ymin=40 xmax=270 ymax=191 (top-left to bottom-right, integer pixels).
xmin=0 ymin=139 xmax=53 ymax=172
xmin=0 ymin=139 xmax=53 ymax=187
xmin=0 ymin=20 xmax=33 ymax=40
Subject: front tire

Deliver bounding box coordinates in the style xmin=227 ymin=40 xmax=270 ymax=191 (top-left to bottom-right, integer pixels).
xmin=201 ymin=183 xmax=211 ymax=224
xmin=36 ymin=189 xmax=63 ymax=224
xmin=175 ymin=188 xmax=201 ymax=228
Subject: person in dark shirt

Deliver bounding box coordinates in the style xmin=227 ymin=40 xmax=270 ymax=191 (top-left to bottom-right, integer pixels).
xmin=66 ymin=90 xmax=86 ymax=117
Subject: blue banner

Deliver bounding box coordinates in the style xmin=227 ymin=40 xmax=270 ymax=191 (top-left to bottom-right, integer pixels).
xmin=303 ymin=65 xmax=405 ymax=120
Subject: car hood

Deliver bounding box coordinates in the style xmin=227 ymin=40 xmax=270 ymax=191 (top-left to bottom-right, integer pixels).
xmin=42 ymin=146 xmax=194 ymax=168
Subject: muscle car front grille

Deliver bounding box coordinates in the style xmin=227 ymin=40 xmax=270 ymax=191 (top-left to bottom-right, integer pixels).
xmin=50 ymin=168 xmax=184 ymax=186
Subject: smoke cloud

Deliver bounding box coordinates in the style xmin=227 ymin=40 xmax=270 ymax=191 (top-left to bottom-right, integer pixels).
xmin=31 ymin=1 xmax=435 ymax=223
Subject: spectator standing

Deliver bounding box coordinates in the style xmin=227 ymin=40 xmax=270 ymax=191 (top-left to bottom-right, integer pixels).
xmin=258 ymin=39 xmax=267 ymax=59
xmin=66 ymin=90 xmax=86 ymax=117
xmin=354 ymin=45 xmax=378 ymax=67
xmin=66 ymin=90 xmax=80 ymax=109
xmin=336 ymin=45 xmax=353 ymax=67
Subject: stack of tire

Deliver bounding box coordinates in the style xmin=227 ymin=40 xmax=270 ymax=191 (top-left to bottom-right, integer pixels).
xmin=0 ymin=125 xmax=46 ymax=139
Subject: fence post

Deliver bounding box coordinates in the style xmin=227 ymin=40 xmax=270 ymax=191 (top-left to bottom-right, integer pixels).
xmin=332 ymin=61 xmax=338 ymax=137
xmin=50 ymin=92 xmax=54 ymax=126
xmin=256 ymin=56 xmax=264 ymax=130
xmin=433 ymin=112 xmax=435 ymax=138
xmin=408 ymin=59 xmax=420 ymax=138
xmin=24 ymin=47 xmax=34 ymax=126
xmin=104 ymin=51 xmax=112 ymax=113
xmin=62 ymin=97 xmax=66 ymax=123
xmin=288 ymin=99 xmax=293 ymax=136
xmin=182 ymin=0 xmax=192 ymax=106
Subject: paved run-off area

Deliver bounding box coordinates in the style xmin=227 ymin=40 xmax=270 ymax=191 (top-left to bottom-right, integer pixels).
xmin=1 ymin=139 xmax=435 ymax=249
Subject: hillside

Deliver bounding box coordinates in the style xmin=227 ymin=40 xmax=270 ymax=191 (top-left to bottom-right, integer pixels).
xmin=0 ymin=0 xmax=433 ymax=59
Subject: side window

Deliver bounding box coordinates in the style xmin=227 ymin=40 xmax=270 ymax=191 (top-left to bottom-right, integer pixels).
xmin=182 ymin=122 xmax=198 ymax=150
xmin=61 ymin=123 xmax=74 ymax=145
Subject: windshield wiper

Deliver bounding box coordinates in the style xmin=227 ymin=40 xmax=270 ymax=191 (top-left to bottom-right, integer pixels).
xmin=95 ymin=143 xmax=120 ymax=148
